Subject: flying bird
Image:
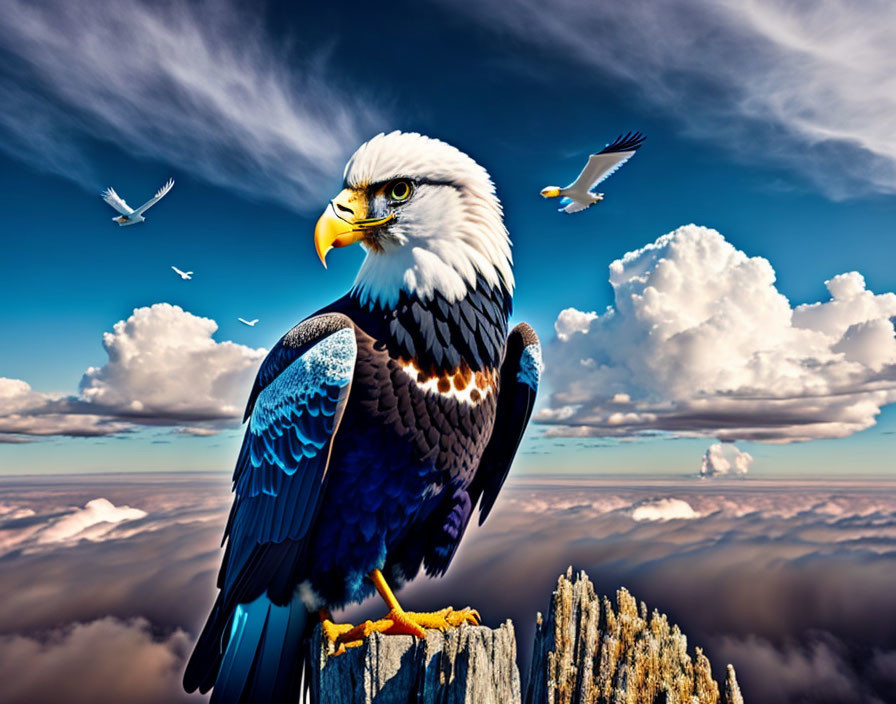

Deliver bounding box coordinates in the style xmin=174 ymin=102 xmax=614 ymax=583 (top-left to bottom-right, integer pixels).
xmin=541 ymin=132 xmax=645 ymax=213
xmin=171 ymin=266 xmax=193 ymax=280
xmin=101 ymin=178 xmax=174 ymax=226
xmin=238 ymin=318 xmax=259 ymax=327
xmin=184 ymin=132 xmax=541 ymax=703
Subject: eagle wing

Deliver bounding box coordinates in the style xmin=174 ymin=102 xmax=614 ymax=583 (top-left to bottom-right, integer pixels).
xmin=133 ymin=178 xmax=174 ymax=215
xmin=471 ymin=322 xmax=541 ymax=524
xmin=101 ymin=187 xmax=133 ymax=215
xmin=184 ymin=313 xmax=355 ymax=694
xmin=565 ymin=131 xmax=645 ymax=193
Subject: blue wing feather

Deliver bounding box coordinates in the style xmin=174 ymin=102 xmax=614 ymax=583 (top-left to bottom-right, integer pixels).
xmin=234 ymin=327 xmax=354 ymax=544
xmin=185 ymin=318 xmax=356 ymax=701
xmin=471 ymin=323 xmax=541 ymax=525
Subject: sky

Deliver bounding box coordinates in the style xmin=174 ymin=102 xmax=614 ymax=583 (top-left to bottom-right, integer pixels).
xmin=2 ymin=0 xmax=896 ymax=476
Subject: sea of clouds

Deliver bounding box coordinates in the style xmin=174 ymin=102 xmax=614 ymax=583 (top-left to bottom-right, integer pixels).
xmin=1 ymin=473 xmax=894 ymax=703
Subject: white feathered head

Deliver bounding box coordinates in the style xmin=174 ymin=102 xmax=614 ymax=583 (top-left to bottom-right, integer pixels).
xmin=314 ymin=131 xmax=514 ymax=308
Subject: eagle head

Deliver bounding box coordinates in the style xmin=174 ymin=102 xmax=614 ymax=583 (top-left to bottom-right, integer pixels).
xmin=314 ymin=131 xmax=514 ymax=309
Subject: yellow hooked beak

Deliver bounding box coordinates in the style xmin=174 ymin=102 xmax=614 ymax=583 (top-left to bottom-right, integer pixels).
xmin=314 ymin=188 xmax=395 ymax=267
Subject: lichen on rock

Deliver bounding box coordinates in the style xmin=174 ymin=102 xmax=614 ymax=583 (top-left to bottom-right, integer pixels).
xmin=525 ymin=567 xmax=743 ymax=704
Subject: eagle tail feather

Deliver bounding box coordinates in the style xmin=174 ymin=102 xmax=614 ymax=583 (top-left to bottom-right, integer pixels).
xmin=188 ymin=592 xmax=310 ymax=704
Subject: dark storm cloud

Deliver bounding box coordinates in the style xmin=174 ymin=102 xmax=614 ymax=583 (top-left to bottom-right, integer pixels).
xmin=1 ymin=473 xmax=895 ymax=703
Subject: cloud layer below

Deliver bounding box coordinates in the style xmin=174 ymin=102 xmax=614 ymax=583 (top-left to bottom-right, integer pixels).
xmin=539 ymin=224 xmax=896 ymax=443
xmin=0 ymin=0 xmax=381 ymax=210
xmin=441 ymin=0 xmax=896 ymax=199
xmin=1 ymin=473 xmax=894 ymax=703
xmin=0 ymin=303 xmax=265 ymax=441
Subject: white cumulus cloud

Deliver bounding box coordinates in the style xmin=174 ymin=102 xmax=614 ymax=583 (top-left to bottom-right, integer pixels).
xmin=35 ymin=499 xmax=147 ymax=546
xmin=79 ymin=304 xmax=265 ymax=421
xmin=0 ymin=304 xmax=265 ymax=441
xmin=701 ymin=443 xmax=753 ymax=478
xmin=0 ymin=498 xmax=147 ymax=553
xmin=631 ymin=497 xmax=700 ymax=522
xmin=538 ymin=224 xmax=896 ymax=443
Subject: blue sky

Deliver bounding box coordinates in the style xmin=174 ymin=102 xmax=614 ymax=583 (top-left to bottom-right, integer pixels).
xmin=2 ymin=0 xmax=895 ymax=475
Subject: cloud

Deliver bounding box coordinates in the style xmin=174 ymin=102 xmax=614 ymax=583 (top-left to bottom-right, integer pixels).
xmin=1 ymin=497 xmax=149 ymax=553
xmin=713 ymin=634 xmax=896 ymax=704
xmin=0 ymin=476 xmax=227 ymax=635
xmin=35 ymin=498 xmax=147 ymax=545
xmin=79 ymin=303 xmax=265 ymax=421
xmin=0 ymin=303 xmax=265 ymax=441
xmin=398 ymin=475 xmax=896 ymax=704
xmin=439 ymin=0 xmax=896 ymax=199
xmin=2 ymin=473 xmax=896 ymax=703
xmin=631 ymin=497 xmax=699 ymax=521
xmin=0 ymin=378 xmax=134 ymax=440
xmin=0 ymin=0 xmax=382 ymax=210
xmin=0 ymin=618 xmax=198 ymax=704
xmin=538 ymin=225 xmax=896 ymax=443
xmin=701 ymin=444 xmax=753 ymax=478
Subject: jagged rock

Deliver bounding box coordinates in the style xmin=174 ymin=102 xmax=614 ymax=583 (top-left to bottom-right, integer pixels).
xmin=311 ymin=621 xmax=521 ymax=704
xmin=724 ymin=664 xmax=744 ymax=704
xmin=524 ymin=568 xmax=744 ymax=704
xmin=312 ymin=570 xmax=743 ymax=704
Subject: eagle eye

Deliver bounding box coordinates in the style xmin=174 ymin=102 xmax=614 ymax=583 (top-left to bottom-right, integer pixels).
xmin=388 ymin=179 xmax=412 ymax=202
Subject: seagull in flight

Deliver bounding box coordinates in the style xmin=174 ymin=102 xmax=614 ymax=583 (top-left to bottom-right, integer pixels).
xmin=102 ymin=178 xmax=174 ymax=226
xmin=171 ymin=266 xmax=193 ymax=280
xmin=238 ymin=318 xmax=259 ymax=327
xmin=541 ymin=132 xmax=644 ymax=213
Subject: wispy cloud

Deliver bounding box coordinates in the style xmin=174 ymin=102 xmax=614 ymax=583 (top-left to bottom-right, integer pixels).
xmin=539 ymin=224 xmax=896 ymax=443
xmin=0 ymin=303 xmax=265 ymax=441
xmin=440 ymin=0 xmax=896 ymax=199
xmin=0 ymin=0 xmax=382 ymax=210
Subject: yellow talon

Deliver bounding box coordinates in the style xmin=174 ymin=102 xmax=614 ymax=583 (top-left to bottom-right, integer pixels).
xmin=320 ymin=570 xmax=483 ymax=655
xmin=402 ymin=607 xmax=481 ymax=630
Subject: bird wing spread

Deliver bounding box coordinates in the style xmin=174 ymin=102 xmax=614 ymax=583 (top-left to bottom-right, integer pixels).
xmin=470 ymin=323 xmax=541 ymax=524
xmin=101 ymin=187 xmax=133 ymax=215
xmin=565 ymin=131 xmax=645 ymax=193
xmin=133 ymin=178 xmax=174 ymax=215
xmin=219 ymin=314 xmax=356 ymax=608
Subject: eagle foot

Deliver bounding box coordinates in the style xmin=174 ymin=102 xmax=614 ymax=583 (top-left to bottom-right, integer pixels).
xmin=323 ymin=606 xmax=481 ymax=655
xmin=400 ymin=606 xmax=481 ymax=631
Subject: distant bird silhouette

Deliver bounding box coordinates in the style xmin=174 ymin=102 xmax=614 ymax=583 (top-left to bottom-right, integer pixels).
xmin=102 ymin=178 xmax=174 ymax=226
xmin=541 ymin=132 xmax=644 ymax=213
xmin=238 ymin=318 xmax=259 ymax=327
xmin=172 ymin=266 xmax=193 ymax=280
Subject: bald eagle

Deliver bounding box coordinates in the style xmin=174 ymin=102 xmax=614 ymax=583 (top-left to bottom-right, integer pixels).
xmin=183 ymin=132 xmax=541 ymax=703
